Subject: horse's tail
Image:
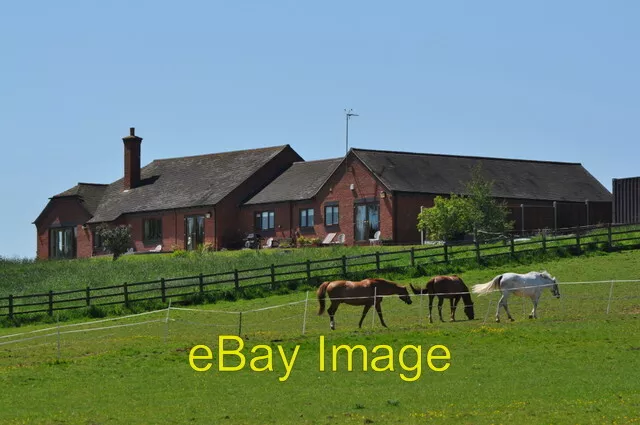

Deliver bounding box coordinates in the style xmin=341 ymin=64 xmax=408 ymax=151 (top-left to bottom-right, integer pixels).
xmin=317 ymin=281 xmax=330 ymax=315
xmin=472 ymin=275 xmax=502 ymax=296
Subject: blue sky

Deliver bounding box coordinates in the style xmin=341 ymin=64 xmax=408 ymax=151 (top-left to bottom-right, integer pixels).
xmin=1 ymin=1 xmax=638 ymax=258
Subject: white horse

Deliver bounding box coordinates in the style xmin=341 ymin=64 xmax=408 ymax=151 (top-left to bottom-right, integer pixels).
xmin=472 ymin=271 xmax=560 ymax=322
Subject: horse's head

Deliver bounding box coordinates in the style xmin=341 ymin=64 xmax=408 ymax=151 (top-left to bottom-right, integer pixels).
xmin=550 ymin=277 xmax=560 ymax=298
xmin=398 ymin=286 xmax=413 ymax=305
xmin=464 ymin=302 xmax=475 ymax=320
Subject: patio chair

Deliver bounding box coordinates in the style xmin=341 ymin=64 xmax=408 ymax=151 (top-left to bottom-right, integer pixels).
xmin=321 ymin=233 xmax=336 ymax=245
xmin=262 ymin=237 xmax=274 ymax=249
xmin=149 ymin=244 xmax=162 ymax=253
xmin=332 ymin=233 xmax=346 ymax=245
xmin=369 ymin=230 xmax=382 ymax=246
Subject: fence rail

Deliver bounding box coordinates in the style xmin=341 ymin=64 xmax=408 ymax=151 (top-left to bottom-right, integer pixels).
xmin=2 ymin=222 xmax=640 ymax=318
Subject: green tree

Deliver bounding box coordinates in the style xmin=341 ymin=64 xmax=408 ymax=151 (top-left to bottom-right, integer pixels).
xmin=465 ymin=164 xmax=514 ymax=239
xmin=417 ymin=194 xmax=475 ymax=241
xmin=417 ymin=164 xmax=514 ymax=241
xmin=96 ymin=224 xmax=132 ymax=261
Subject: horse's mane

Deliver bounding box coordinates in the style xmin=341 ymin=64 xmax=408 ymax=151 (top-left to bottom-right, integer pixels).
xmin=538 ymin=270 xmax=554 ymax=280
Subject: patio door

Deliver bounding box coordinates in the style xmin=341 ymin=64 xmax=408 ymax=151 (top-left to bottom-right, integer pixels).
xmin=354 ymin=204 xmax=380 ymax=241
xmin=185 ymin=215 xmax=205 ymax=250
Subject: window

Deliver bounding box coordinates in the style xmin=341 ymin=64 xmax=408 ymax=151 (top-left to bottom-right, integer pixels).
xmin=255 ymin=211 xmax=275 ymax=231
xmin=185 ymin=216 xmax=204 ymax=251
xmin=143 ymin=218 xmax=163 ymax=243
xmin=300 ymin=208 xmax=314 ymax=227
xmin=325 ymin=205 xmax=339 ymax=226
xmin=355 ymin=203 xmax=380 ymax=241
xmin=49 ymin=227 xmax=76 ymax=259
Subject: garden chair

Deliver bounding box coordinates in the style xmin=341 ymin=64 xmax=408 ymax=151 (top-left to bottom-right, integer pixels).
xmin=369 ymin=230 xmax=382 ymax=246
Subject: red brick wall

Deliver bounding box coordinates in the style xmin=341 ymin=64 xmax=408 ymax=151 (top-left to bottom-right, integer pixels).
xmin=395 ymin=193 xmax=437 ymax=244
xmin=240 ymin=155 xmax=394 ymax=245
xmin=113 ymin=208 xmax=216 ymax=252
xmin=215 ymin=146 xmax=302 ymax=248
xmin=35 ymin=198 xmax=93 ymax=259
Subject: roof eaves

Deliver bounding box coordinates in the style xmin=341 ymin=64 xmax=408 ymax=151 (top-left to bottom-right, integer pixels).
xmin=349 ymin=149 xmax=395 ymax=192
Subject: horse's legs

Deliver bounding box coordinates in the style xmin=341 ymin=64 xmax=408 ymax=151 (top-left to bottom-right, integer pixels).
xmin=529 ymin=293 xmax=540 ymax=319
xmin=428 ymin=295 xmax=435 ymax=323
xmin=437 ymin=297 xmax=445 ymax=322
xmin=496 ymin=293 xmax=514 ymax=322
xmin=374 ymin=299 xmax=388 ymax=328
xmin=502 ymin=297 xmax=515 ymax=322
xmin=327 ymin=301 xmax=340 ymax=330
xmin=451 ymin=295 xmax=461 ymax=321
xmin=358 ymin=304 xmax=372 ymax=328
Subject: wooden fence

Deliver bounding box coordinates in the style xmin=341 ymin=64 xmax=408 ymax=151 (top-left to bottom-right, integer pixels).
xmin=2 ymin=222 xmax=640 ymax=318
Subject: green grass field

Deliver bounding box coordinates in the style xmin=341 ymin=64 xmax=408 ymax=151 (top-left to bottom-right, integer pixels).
xmin=1 ymin=251 xmax=639 ymax=424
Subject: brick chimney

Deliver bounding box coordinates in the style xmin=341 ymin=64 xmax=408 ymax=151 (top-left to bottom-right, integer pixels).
xmin=122 ymin=127 xmax=142 ymax=190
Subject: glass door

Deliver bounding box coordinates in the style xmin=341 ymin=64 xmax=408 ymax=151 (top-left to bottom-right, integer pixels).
xmin=354 ymin=204 xmax=380 ymax=241
xmin=185 ymin=215 xmax=205 ymax=250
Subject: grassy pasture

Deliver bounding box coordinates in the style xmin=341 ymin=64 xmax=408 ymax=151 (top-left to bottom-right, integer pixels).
xmin=0 ymin=251 xmax=638 ymax=424
xmin=2 ymin=223 xmax=639 ymax=299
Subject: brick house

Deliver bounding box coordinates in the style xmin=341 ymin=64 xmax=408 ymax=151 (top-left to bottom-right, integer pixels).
xmin=242 ymin=148 xmax=612 ymax=245
xmin=35 ymin=128 xmax=612 ymax=258
xmin=34 ymin=128 xmax=302 ymax=259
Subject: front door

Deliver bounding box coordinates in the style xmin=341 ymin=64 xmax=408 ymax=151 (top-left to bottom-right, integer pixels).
xmin=354 ymin=204 xmax=380 ymax=241
xmin=185 ymin=215 xmax=205 ymax=250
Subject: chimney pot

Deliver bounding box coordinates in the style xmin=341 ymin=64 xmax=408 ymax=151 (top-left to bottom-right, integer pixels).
xmin=130 ymin=127 xmax=135 ymax=136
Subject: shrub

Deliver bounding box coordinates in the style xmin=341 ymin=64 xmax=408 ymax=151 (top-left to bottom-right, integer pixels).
xmin=96 ymin=224 xmax=133 ymax=261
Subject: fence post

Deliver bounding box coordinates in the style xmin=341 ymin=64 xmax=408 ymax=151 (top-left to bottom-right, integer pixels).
xmin=270 ymin=264 xmax=276 ymax=289
xmin=306 ymin=259 xmax=311 ymax=280
xmin=123 ymin=282 xmax=129 ymax=308
xmin=541 ymin=233 xmax=547 ymax=252
xmin=375 ymin=252 xmax=380 ymax=272
xmin=238 ymin=312 xmax=243 ymax=336
xmin=302 ymin=291 xmax=309 ymax=335
xmin=443 ymin=242 xmax=449 ymax=263
xmin=410 ymin=247 xmax=415 ymax=267
xmin=234 ymin=269 xmax=239 ymax=290
xmin=510 ymin=234 xmax=515 ymax=258
xmin=371 ymin=287 xmax=377 ymax=327
xmin=341 ymin=255 xmax=347 ymax=277
xmin=8 ymin=295 xmax=13 ymax=319
xmin=474 ymin=228 xmax=480 ymax=263
xmin=48 ymin=290 xmax=54 ymax=316
xmin=575 ymin=226 xmax=581 ymax=252
xmin=86 ymin=286 xmax=91 ymax=306
xmin=199 ymin=273 xmax=204 ymax=295
xmin=164 ymin=300 xmax=171 ymax=344
xmin=607 ymin=223 xmax=612 ymax=249
xmin=56 ymin=314 xmax=61 ymax=361
xmin=161 ymin=278 xmax=166 ymax=304
xmin=553 ymin=201 xmax=558 ymax=233
xmin=606 ymin=280 xmax=614 ymax=314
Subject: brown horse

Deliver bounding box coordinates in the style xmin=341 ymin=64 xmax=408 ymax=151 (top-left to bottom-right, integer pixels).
xmin=317 ymin=278 xmax=413 ymax=330
xmin=410 ymin=275 xmax=475 ymax=323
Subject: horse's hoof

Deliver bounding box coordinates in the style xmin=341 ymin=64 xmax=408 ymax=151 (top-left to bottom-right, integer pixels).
xmin=509 ymin=318 xmax=515 ymax=322
xmin=528 ymin=315 xmax=534 ymax=319
xmin=495 ymin=318 xmax=500 ymax=323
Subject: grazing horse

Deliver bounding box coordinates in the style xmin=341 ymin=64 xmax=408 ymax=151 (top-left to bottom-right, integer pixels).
xmin=472 ymin=271 xmax=560 ymax=322
xmin=409 ymin=275 xmax=475 ymax=323
xmin=317 ymin=278 xmax=413 ymax=330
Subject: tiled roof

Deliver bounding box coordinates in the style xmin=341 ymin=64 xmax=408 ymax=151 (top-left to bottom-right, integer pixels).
xmin=245 ymin=158 xmax=343 ymax=205
xmin=352 ymin=148 xmax=611 ymax=202
xmin=88 ymin=145 xmax=298 ymax=223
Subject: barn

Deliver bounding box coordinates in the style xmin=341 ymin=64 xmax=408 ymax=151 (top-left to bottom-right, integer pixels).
xmin=242 ymin=148 xmax=612 ymax=245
